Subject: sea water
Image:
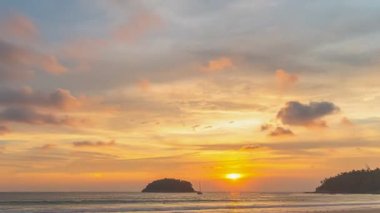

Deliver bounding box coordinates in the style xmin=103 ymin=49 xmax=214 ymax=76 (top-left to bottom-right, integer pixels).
xmin=0 ymin=192 xmax=380 ymax=212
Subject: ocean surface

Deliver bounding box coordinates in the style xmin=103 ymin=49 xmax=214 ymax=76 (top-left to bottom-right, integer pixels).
xmin=1 ymin=192 xmax=380 ymax=212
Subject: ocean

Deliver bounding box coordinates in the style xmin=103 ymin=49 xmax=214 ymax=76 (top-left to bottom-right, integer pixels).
xmin=0 ymin=192 xmax=380 ymax=212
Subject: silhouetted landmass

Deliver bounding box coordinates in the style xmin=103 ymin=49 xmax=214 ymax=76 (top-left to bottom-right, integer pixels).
xmin=142 ymin=178 xmax=195 ymax=193
xmin=316 ymin=168 xmax=380 ymax=194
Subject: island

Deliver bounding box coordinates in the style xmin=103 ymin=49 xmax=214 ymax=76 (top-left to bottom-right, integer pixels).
xmin=142 ymin=178 xmax=196 ymax=193
xmin=315 ymin=168 xmax=380 ymax=194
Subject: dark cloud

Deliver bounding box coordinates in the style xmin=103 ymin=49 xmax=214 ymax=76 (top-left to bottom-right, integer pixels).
xmin=73 ymin=140 xmax=116 ymax=147
xmin=277 ymin=101 xmax=339 ymax=127
xmin=0 ymin=87 xmax=80 ymax=109
xmin=0 ymin=107 xmax=77 ymax=125
xmin=269 ymin=127 xmax=294 ymax=137
xmin=0 ymin=87 xmax=86 ymax=129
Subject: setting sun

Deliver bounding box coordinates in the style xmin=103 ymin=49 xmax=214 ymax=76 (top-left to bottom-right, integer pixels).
xmin=225 ymin=173 xmax=242 ymax=180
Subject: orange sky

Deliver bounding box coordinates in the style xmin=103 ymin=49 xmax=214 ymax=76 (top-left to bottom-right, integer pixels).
xmin=0 ymin=0 xmax=380 ymax=192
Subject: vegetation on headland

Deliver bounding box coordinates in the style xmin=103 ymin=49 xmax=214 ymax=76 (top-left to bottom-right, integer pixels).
xmin=316 ymin=168 xmax=380 ymax=194
xmin=142 ymin=178 xmax=196 ymax=193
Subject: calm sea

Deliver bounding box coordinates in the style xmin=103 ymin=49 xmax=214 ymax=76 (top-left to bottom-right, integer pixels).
xmin=0 ymin=192 xmax=380 ymax=212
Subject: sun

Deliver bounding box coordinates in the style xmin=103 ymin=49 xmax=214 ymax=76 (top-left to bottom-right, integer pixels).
xmin=225 ymin=173 xmax=242 ymax=180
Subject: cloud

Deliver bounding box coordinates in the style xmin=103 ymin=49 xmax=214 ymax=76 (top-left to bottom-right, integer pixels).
xmin=260 ymin=123 xmax=295 ymax=137
xmin=0 ymin=87 xmax=81 ymax=109
xmin=0 ymin=13 xmax=39 ymax=40
xmin=269 ymin=126 xmax=294 ymax=137
xmin=49 ymin=89 xmax=82 ymax=109
xmin=113 ymin=10 xmax=162 ymax=42
xmin=201 ymin=57 xmax=233 ymax=73
xmin=240 ymin=144 xmax=263 ymax=150
xmin=0 ymin=125 xmax=10 ymax=135
xmin=36 ymin=144 xmax=55 ymax=150
xmin=341 ymin=117 xmax=354 ymax=126
xmin=192 ymin=124 xmax=200 ymax=131
xmin=191 ymin=143 xmax=265 ymax=152
xmin=38 ymin=55 xmax=67 ymax=74
xmin=260 ymin=124 xmax=273 ymax=131
xmin=0 ymin=107 xmax=78 ymax=126
xmin=277 ymin=101 xmax=340 ymax=127
xmin=275 ymin=69 xmax=298 ymax=89
xmin=0 ymin=86 xmax=88 ymax=131
xmin=136 ymin=79 xmax=151 ymax=92
xmin=72 ymin=140 xmax=116 ymax=147
xmin=0 ymin=40 xmax=67 ymax=80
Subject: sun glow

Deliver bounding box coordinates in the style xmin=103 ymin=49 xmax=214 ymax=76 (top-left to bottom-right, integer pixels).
xmin=225 ymin=173 xmax=242 ymax=180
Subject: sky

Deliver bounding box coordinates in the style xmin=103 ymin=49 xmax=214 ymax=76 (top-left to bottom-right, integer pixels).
xmin=0 ymin=0 xmax=380 ymax=192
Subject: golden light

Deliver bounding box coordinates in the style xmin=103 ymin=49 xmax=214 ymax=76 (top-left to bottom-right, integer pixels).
xmin=225 ymin=173 xmax=242 ymax=180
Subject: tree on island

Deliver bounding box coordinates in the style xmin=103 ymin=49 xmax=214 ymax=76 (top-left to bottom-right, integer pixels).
xmin=142 ymin=178 xmax=196 ymax=193
xmin=316 ymin=168 xmax=380 ymax=194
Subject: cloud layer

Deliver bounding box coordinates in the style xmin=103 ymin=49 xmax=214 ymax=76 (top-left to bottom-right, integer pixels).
xmin=0 ymin=13 xmax=39 ymax=40
xmin=201 ymin=57 xmax=233 ymax=73
xmin=0 ymin=107 xmax=77 ymax=126
xmin=0 ymin=87 xmax=81 ymax=109
xmin=0 ymin=125 xmax=10 ymax=135
xmin=73 ymin=140 xmax=116 ymax=147
xmin=0 ymin=39 xmax=66 ymax=81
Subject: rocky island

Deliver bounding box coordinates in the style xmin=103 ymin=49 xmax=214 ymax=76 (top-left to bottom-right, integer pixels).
xmin=142 ymin=178 xmax=196 ymax=193
xmin=316 ymin=168 xmax=380 ymax=194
